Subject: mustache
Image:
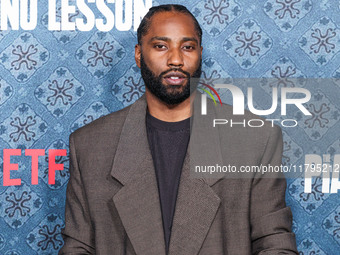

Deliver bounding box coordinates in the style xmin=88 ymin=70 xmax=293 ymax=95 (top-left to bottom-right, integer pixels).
xmin=159 ymin=68 xmax=190 ymax=78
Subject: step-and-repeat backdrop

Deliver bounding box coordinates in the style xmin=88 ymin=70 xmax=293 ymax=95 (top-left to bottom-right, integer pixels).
xmin=0 ymin=0 xmax=340 ymax=254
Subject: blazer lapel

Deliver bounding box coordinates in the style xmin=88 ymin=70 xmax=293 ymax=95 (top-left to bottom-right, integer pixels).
xmin=168 ymin=155 xmax=221 ymax=255
xmin=168 ymin=94 xmax=224 ymax=255
xmin=111 ymin=95 xmax=166 ymax=255
xmin=110 ymin=93 xmax=224 ymax=255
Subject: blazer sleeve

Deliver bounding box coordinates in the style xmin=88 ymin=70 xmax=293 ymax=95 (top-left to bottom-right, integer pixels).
xmin=250 ymin=125 xmax=298 ymax=255
xmin=59 ymin=133 xmax=95 ymax=254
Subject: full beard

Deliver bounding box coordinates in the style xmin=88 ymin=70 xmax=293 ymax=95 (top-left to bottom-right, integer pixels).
xmin=140 ymin=54 xmax=202 ymax=105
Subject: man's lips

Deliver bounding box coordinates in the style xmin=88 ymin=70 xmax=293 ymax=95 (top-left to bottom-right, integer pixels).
xmin=162 ymin=71 xmax=187 ymax=85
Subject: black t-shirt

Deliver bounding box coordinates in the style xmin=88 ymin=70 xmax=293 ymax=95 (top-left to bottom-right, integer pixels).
xmin=146 ymin=111 xmax=190 ymax=254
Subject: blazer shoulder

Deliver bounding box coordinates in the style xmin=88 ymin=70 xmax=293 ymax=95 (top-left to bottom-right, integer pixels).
xmin=70 ymin=105 xmax=131 ymax=142
xmin=215 ymin=100 xmax=282 ymax=132
xmin=211 ymin=99 xmax=282 ymax=153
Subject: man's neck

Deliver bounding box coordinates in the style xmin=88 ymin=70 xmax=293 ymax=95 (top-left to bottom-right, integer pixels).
xmin=145 ymin=90 xmax=195 ymax=122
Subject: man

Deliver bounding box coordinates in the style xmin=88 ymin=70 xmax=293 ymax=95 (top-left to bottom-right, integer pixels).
xmin=60 ymin=4 xmax=298 ymax=255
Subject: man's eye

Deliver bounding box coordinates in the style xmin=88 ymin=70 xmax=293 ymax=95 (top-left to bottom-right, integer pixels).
xmin=183 ymin=45 xmax=195 ymax=50
xmin=154 ymin=45 xmax=167 ymax=49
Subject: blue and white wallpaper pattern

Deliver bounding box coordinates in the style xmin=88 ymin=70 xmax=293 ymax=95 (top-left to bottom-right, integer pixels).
xmin=0 ymin=0 xmax=340 ymax=254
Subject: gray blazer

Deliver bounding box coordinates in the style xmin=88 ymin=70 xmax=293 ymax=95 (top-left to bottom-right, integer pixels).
xmin=60 ymin=94 xmax=298 ymax=255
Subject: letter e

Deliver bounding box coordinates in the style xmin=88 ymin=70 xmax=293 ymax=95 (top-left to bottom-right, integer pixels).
xmin=3 ymin=149 xmax=21 ymax=186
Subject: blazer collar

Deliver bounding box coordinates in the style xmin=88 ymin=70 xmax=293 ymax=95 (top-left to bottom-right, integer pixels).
xmin=111 ymin=93 xmax=223 ymax=255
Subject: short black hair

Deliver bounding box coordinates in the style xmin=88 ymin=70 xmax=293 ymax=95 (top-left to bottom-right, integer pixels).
xmin=137 ymin=4 xmax=202 ymax=45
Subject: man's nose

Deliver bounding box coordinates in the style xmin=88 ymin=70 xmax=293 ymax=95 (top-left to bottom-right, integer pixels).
xmin=167 ymin=48 xmax=184 ymax=68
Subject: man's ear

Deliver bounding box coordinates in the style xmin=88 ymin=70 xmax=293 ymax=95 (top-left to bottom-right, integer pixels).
xmin=135 ymin=44 xmax=141 ymax=68
xmin=200 ymin=46 xmax=203 ymax=57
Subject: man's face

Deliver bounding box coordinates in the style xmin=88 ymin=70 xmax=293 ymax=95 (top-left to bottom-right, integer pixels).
xmin=135 ymin=11 xmax=202 ymax=105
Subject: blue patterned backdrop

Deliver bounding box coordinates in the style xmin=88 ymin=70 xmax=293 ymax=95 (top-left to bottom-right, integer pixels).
xmin=0 ymin=0 xmax=340 ymax=254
